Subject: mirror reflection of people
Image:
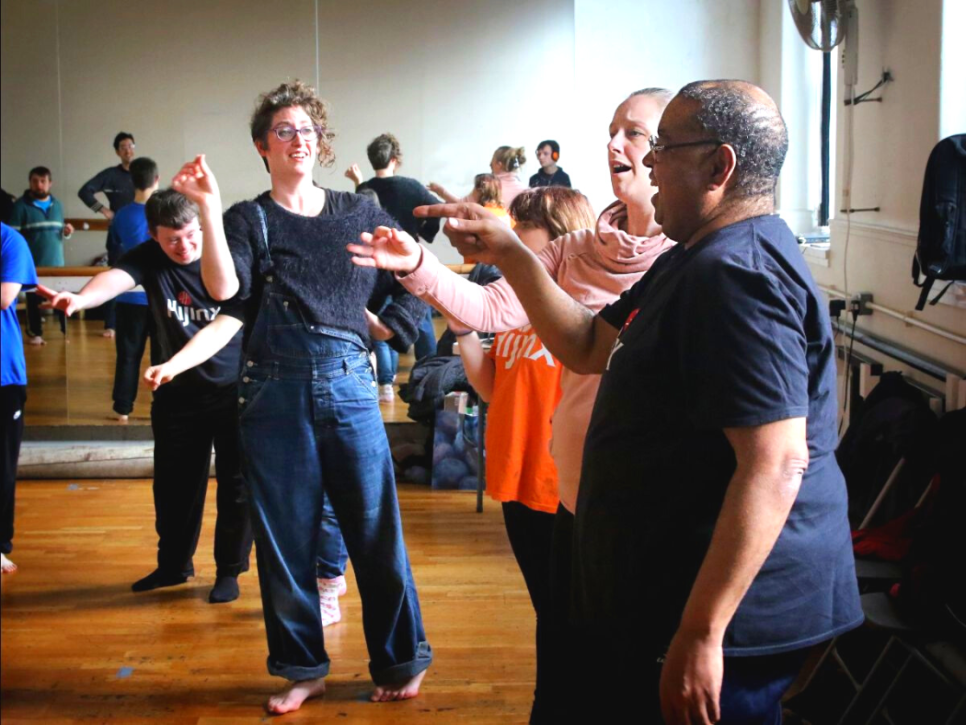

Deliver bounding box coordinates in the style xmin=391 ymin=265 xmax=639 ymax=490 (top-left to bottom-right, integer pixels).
xmin=180 ymin=80 xmax=432 ymax=715
xmin=107 ymin=158 xmax=161 ymax=423
xmin=1 ymin=223 xmax=39 ymax=575
xmin=48 ymin=190 xmax=254 ymax=605
xmin=529 ymin=141 xmax=572 ymax=189
xmin=429 ymin=145 xmax=528 ymax=208
xmin=78 ymin=132 xmax=138 ymax=339
xmin=9 ymin=166 xmax=73 ymax=345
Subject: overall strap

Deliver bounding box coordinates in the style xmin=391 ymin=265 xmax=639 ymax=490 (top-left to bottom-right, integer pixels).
xmin=253 ymin=201 xmax=274 ymax=276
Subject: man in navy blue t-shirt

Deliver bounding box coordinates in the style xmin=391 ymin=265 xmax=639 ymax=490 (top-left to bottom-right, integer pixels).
xmin=1 ymin=223 xmax=39 ymax=574
xmin=406 ymin=80 xmax=863 ymax=724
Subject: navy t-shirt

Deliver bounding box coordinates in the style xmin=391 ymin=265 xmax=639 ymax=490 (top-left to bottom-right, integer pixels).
xmin=1 ymin=224 xmax=38 ymax=387
xmin=115 ymin=242 xmax=244 ymax=390
xmin=579 ymin=214 xmax=863 ymax=657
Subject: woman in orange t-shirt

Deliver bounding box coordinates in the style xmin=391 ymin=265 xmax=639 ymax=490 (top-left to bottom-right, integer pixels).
xmin=450 ymin=187 xmax=595 ymax=722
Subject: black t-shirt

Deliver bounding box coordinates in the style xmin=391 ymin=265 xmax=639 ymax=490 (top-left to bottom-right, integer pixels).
xmin=528 ymin=167 xmax=572 ymax=188
xmin=356 ymin=176 xmax=442 ymax=242
xmin=580 ymin=214 xmax=863 ymax=657
xmin=115 ymin=242 xmax=244 ymax=389
xmin=223 ymin=190 xmax=427 ymax=353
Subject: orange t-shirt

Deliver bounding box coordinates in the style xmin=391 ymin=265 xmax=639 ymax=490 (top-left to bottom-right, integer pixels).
xmin=484 ymin=324 xmax=563 ymax=513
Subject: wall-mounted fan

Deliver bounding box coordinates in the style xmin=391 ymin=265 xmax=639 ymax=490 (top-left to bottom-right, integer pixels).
xmin=788 ymin=0 xmax=859 ymax=87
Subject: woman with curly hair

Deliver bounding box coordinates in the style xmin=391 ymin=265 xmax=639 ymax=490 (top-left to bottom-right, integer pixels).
xmin=174 ymin=80 xmax=432 ymax=715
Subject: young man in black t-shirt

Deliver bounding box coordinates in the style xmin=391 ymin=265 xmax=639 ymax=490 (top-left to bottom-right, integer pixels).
xmin=48 ymin=190 xmax=253 ymax=604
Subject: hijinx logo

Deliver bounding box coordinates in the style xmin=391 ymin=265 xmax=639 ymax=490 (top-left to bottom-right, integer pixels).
xmin=167 ymin=295 xmax=220 ymax=328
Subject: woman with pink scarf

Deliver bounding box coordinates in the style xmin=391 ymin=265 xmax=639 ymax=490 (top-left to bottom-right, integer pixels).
xmin=350 ymin=87 xmax=674 ymax=724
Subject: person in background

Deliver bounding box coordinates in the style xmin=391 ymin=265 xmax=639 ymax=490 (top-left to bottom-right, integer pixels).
xmin=345 ymin=134 xmax=443 ymax=400
xmin=78 ymin=131 xmax=137 ymax=339
xmin=1 ymin=223 xmax=39 ymax=574
xmin=529 ymin=141 xmax=572 ymax=189
xmin=451 ymin=187 xmax=595 ymax=722
xmin=470 ymin=173 xmax=511 ymax=225
xmin=9 ymin=167 xmax=74 ymax=345
xmin=48 ymin=189 xmax=254 ymax=603
xmin=108 ymin=157 xmax=160 ymax=422
xmin=429 ymin=145 xmax=528 ymax=208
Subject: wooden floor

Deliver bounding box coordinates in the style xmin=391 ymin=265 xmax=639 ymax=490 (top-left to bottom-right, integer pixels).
xmin=0 ymin=481 xmax=535 ymax=723
xmin=22 ymin=316 xmax=419 ymax=428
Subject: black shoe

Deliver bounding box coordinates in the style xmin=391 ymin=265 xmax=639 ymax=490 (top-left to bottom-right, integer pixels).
xmin=131 ymin=569 xmax=188 ymax=593
xmin=208 ymin=576 xmax=240 ymax=604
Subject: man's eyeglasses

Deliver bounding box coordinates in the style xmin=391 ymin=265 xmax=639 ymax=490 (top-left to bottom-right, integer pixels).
xmin=272 ymin=125 xmax=324 ymax=142
xmin=649 ymin=135 xmax=723 ymax=156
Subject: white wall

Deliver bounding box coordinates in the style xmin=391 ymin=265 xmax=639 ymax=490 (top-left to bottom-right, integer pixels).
xmin=1 ymin=0 xmax=575 ymax=265
xmin=571 ymin=0 xmax=761 ymax=212
xmin=809 ymin=0 xmax=965 ymax=379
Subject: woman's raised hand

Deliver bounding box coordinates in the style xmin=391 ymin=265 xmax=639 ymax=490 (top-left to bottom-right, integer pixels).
xmin=348 ymin=227 xmax=423 ymax=276
xmin=172 ymin=154 xmax=220 ymax=209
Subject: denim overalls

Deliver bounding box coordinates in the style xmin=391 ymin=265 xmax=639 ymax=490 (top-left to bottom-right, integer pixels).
xmin=238 ymin=203 xmax=432 ymax=684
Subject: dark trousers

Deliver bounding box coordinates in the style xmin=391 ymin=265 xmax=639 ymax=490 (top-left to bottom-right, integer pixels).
xmin=151 ymin=384 xmax=253 ymax=578
xmin=502 ymin=501 xmax=557 ymax=724
xmin=25 ymin=293 xmax=66 ymax=339
xmin=113 ymin=303 xmax=152 ymax=416
xmin=1 ymin=386 xmax=27 ymax=555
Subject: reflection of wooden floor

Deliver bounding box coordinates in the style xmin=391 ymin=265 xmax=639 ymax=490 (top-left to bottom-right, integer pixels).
xmin=0 ymin=481 xmax=533 ymax=722
xmin=23 ymin=317 xmax=421 ymax=428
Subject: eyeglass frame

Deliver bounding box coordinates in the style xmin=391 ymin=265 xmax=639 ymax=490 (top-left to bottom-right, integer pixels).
xmin=270 ymin=124 xmax=325 ymax=143
xmin=648 ymin=135 xmax=724 ymax=156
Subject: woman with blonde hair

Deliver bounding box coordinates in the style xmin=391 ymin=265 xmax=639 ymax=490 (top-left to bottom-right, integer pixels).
xmin=429 ymin=144 xmax=528 ymax=208
xmin=350 ymin=87 xmax=675 ymax=723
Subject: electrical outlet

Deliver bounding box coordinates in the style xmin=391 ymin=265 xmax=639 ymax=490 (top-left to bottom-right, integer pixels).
xmin=850 ymin=293 xmax=873 ymax=316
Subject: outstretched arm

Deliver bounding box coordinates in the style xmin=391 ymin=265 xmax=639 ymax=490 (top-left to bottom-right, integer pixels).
xmin=144 ymin=315 xmax=244 ymax=390
xmin=172 ymin=155 xmax=238 ymax=301
xmin=350 ymin=205 xmax=618 ymax=374
xmin=46 ymin=268 xmax=136 ymax=316
xmin=427 ymin=182 xmax=460 ymax=204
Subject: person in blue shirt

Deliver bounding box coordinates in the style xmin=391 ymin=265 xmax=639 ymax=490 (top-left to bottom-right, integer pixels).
xmin=1 ymin=223 xmax=39 ymax=574
xmin=109 ymin=157 xmax=160 ymax=422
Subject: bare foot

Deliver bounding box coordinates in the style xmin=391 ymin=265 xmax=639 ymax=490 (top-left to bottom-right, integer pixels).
xmin=114 ymin=414 xmax=130 ymax=423
xmin=1 ymin=553 xmax=17 ymax=574
xmin=103 ymin=329 xmax=116 ymax=339
xmin=266 ymin=678 xmax=326 ymax=715
xmin=371 ymin=669 xmax=427 ymax=703
xmin=27 ymin=336 xmax=46 ymax=346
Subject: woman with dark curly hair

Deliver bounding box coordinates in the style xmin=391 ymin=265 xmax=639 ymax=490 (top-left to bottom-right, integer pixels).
xmin=173 ymin=80 xmax=432 ymax=715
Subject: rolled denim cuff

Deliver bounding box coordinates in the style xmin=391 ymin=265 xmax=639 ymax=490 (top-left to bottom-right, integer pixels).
xmin=369 ymin=641 xmax=433 ymax=686
xmin=267 ymin=656 xmax=331 ymax=683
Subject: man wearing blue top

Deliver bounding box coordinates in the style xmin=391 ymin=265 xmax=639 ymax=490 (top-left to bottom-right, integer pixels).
xmin=1 ymin=223 xmax=39 ymax=574
xmin=399 ymin=80 xmax=863 ymax=725
xmin=109 ymin=157 xmax=160 ymax=421
xmin=9 ymin=167 xmax=74 ymax=345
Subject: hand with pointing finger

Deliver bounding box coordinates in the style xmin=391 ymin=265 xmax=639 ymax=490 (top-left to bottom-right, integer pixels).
xmin=172 ymin=154 xmax=221 ymax=212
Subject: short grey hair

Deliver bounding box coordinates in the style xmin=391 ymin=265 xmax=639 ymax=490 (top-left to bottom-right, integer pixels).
xmin=678 ymin=80 xmax=788 ymax=199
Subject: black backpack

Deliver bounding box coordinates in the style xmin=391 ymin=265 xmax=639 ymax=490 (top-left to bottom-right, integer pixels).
xmin=912 ymin=134 xmax=966 ymax=310
xmin=837 ymin=372 xmax=938 ymax=528
xmin=894 ymin=409 xmax=966 ymax=646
